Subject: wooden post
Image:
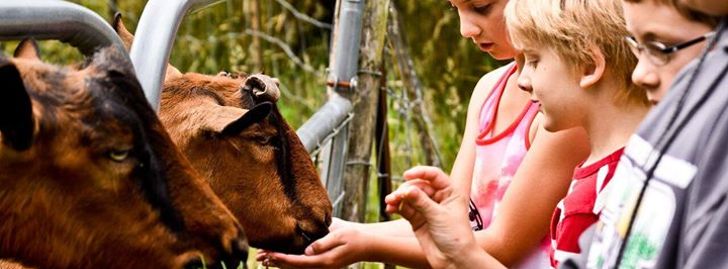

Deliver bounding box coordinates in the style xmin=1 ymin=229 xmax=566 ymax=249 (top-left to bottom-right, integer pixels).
xmin=387 ymin=3 xmax=443 ymax=167
xmin=340 ymin=0 xmax=390 ymax=223
xmin=375 ymin=59 xmax=392 ymax=223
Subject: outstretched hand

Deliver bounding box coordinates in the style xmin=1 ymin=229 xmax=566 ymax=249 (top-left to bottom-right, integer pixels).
xmin=256 ymin=218 xmax=368 ymax=269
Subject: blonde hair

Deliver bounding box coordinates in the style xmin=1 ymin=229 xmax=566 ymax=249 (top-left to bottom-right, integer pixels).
xmin=505 ymin=0 xmax=647 ymax=105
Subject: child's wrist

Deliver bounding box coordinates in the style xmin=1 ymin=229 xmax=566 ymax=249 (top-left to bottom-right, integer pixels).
xmin=362 ymin=233 xmax=383 ymax=262
xmin=447 ymin=240 xmax=485 ymax=269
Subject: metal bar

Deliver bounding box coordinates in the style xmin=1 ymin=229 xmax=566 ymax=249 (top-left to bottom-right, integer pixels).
xmin=0 ymin=0 xmax=127 ymax=57
xmin=129 ymin=0 xmax=215 ymax=111
xmin=296 ymin=95 xmax=353 ymax=153
xmin=319 ymin=0 xmax=365 ymax=217
xmin=329 ymin=0 xmax=364 ymax=89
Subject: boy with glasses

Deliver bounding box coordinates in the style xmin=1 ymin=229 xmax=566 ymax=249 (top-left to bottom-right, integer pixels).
xmin=622 ymin=0 xmax=718 ymax=104
xmin=582 ymin=0 xmax=728 ymax=268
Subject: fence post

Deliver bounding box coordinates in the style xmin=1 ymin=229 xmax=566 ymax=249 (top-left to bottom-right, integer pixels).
xmin=339 ymin=0 xmax=391 ymax=223
xmin=320 ymin=0 xmax=365 ymax=217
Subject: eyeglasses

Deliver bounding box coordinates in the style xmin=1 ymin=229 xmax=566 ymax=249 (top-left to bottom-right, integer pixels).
xmin=625 ymin=32 xmax=715 ymax=66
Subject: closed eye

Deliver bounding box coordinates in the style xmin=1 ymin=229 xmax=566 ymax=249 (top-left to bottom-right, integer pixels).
xmin=473 ymin=3 xmax=492 ymax=14
xmin=253 ymin=135 xmax=273 ymax=146
xmin=108 ymin=149 xmax=131 ymax=162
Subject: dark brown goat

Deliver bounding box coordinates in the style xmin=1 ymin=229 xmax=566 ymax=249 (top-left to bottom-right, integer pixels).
xmin=0 ymin=41 xmax=250 ymax=269
xmin=114 ymin=16 xmax=332 ymax=254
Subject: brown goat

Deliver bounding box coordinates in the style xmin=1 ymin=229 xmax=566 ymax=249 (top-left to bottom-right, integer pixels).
xmin=114 ymin=15 xmax=332 ymax=254
xmin=0 ymin=41 xmax=250 ymax=269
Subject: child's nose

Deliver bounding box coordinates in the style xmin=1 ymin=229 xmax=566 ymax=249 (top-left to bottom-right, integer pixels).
xmin=631 ymin=59 xmax=660 ymax=90
xmin=517 ymin=75 xmax=533 ymax=93
xmin=459 ymin=14 xmax=481 ymax=38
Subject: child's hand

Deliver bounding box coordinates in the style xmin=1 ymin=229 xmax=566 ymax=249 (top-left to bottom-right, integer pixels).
xmin=256 ymin=226 xmax=368 ymax=269
xmin=384 ymin=166 xmax=480 ymax=269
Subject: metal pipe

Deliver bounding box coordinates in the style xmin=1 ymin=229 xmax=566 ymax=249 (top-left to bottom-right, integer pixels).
xmin=129 ymin=0 xmax=214 ymax=111
xmin=0 ymin=0 xmax=127 ymax=57
xmin=318 ymin=0 xmax=365 ymax=217
xmin=328 ymin=0 xmax=364 ymax=88
xmin=296 ymin=95 xmax=353 ymax=153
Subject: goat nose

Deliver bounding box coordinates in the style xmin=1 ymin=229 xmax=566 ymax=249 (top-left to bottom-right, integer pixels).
xmin=296 ymin=222 xmax=329 ymax=245
xmin=219 ymin=237 xmax=248 ymax=269
xmin=324 ymin=212 xmax=332 ymax=227
xmin=232 ymin=237 xmax=249 ymax=260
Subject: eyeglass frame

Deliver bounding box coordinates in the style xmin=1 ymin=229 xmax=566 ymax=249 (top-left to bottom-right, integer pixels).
xmin=624 ymin=31 xmax=715 ymax=66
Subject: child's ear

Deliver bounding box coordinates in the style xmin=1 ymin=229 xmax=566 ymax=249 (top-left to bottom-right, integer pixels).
xmin=579 ymin=45 xmax=606 ymax=89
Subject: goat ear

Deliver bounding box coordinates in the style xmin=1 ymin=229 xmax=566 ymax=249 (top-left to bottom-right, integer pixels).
xmin=112 ymin=13 xmax=183 ymax=80
xmin=221 ymin=102 xmax=272 ymax=135
xmin=14 ymin=39 xmax=40 ymax=60
xmin=112 ymin=13 xmax=134 ymax=51
xmin=0 ymin=60 xmax=35 ymax=151
xmin=201 ymin=102 xmax=271 ymax=135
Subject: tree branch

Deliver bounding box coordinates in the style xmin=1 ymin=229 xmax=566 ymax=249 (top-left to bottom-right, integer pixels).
xmin=273 ymin=0 xmax=333 ymax=30
xmin=241 ymin=29 xmax=323 ymax=76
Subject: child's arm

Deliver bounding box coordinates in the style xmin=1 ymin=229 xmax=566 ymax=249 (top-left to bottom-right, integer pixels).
xmin=260 ymin=229 xmax=432 ymax=268
xmin=347 ymin=218 xmax=414 ymax=237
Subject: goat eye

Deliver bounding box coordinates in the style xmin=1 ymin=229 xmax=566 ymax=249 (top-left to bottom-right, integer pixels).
xmin=108 ymin=149 xmax=130 ymax=162
xmin=255 ymin=136 xmax=273 ymax=145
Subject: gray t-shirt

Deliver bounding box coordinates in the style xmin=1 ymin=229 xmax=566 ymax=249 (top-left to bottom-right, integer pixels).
xmin=582 ymin=19 xmax=728 ymax=269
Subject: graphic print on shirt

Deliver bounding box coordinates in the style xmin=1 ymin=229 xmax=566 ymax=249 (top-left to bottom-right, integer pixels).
xmin=587 ymin=135 xmax=697 ymax=269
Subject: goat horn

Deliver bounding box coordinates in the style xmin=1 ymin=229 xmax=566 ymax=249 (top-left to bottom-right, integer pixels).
xmin=244 ymin=74 xmax=280 ymax=103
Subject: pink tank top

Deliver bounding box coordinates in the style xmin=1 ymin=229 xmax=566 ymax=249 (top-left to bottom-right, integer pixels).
xmin=467 ymin=63 xmax=548 ymax=268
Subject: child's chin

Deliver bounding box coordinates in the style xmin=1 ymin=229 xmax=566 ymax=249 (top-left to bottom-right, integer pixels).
xmin=542 ymin=121 xmax=563 ymax=133
xmin=487 ymin=50 xmax=516 ymax=61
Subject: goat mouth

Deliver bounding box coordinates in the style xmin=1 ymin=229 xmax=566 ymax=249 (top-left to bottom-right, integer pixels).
xmin=250 ymin=235 xmax=308 ymax=254
xmin=294 ymin=223 xmax=314 ymax=244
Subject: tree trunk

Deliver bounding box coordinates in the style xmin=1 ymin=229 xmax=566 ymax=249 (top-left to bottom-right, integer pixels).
xmin=340 ymin=0 xmax=390 ymax=223
xmin=245 ymin=0 xmax=264 ymax=70
xmin=387 ymin=3 xmax=443 ymax=167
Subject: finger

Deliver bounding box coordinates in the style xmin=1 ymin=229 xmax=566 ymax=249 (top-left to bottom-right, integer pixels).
xmin=385 ymin=202 xmax=399 ymax=215
xmin=384 ymin=196 xmax=402 ymax=215
xmin=403 ymin=166 xmax=451 ymax=189
xmin=385 ymin=187 xmax=412 ymax=214
xmin=385 ymin=180 xmax=436 ymax=204
xmin=431 ymin=187 xmax=455 ymax=204
xmin=401 ymin=185 xmax=440 ymax=216
xmin=255 ymin=251 xmax=270 ymax=262
xmin=305 ymin=231 xmax=346 ymax=255
xmin=401 ymin=179 xmax=437 ymax=196
xmin=397 ymin=199 xmax=426 ymax=230
xmin=397 ymin=200 xmax=418 ymax=221
xmin=266 ymin=252 xmax=325 ymax=269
